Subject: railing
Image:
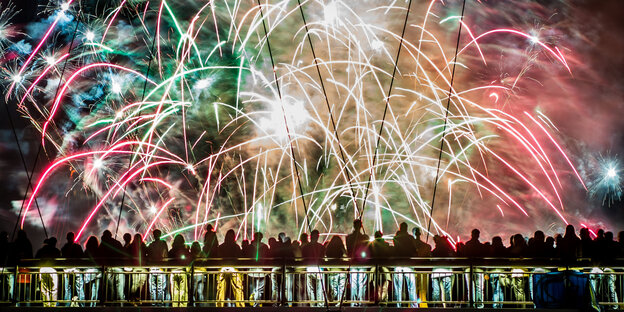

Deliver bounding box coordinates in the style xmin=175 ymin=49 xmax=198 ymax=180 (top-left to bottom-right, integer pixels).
xmin=0 ymin=258 xmax=621 ymax=309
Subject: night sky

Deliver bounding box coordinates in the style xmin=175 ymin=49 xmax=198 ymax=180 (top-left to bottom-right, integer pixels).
xmin=1 ymin=0 xmax=624 ymax=244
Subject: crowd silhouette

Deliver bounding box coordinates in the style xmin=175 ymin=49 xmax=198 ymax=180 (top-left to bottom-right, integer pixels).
xmin=2 ymin=223 xmax=623 ymax=264
xmin=0 ymin=222 xmax=622 ymax=308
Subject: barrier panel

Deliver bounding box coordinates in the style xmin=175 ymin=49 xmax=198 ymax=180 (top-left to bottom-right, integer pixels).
xmin=0 ymin=258 xmax=621 ymax=309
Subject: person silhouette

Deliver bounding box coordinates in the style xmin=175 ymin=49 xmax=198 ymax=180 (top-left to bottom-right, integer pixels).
xmin=579 ymin=228 xmax=594 ymax=259
xmin=463 ymin=229 xmax=485 ymax=257
xmin=168 ymin=235 xmax=191 ymax=307
xmin=127 ymin=234 xmax=147 ymax=303
xmin=346 ymin=219 xmax=369 ymax=306
xmin=411 ymin=228 xmax=430 ymax=307
xmin=190 ymin=241 xmax=206 ymax=305
xmin=325 ymin=236 xmax=346 ymax=305
xmin=392 ymin=222 xmax=416 ymax=307
xmin=489 ymin=236 xmax=506 ymax=308
xmin=370 ymin=231 xmax=391 ymax=304
xmin=249 ymin=233 xmax=269 ymax=306
xmin=36 ymin=237 xmax=61 ymax=259
xmin=36 ymin=237 xmax=61 ymax=307
xmin=147 ymin=229 xmax=168 ymax=303
xmin=301 ymin=230 xmax=325 ymax=306
xmin=412 ymin=228 xmax=431 ymax=257
xmin=203 ymin=225 xmax=219 ymax=258
xmin=201 ymin=226 xmax=219 ymax=306
xmin=463 ymin=229 xmax=485 ymax=307
xmin=60 ymin=232 xmax=83 ymax=306
xmin=13 ymin=230 xmax=33 ymax=262
xmin=122 ymin=233 xmax=132 ymax=254
xmin=559 ymin=225 xmax=580 ymax=261
xmin=61 ymin=232 xmax=83 ymax=258
xmin=216 ymin=230 xmax=243 ymax=307
xmin=431 ymin=236 xmax=454 ymax=307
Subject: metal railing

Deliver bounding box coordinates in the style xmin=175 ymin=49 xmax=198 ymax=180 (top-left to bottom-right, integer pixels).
xmin=0 ymin=258 xmax=621 ymax=309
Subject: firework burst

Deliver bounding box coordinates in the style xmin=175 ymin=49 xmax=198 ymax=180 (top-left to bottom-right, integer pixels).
xmin=3 ymin=0 xmax=600 ymax=243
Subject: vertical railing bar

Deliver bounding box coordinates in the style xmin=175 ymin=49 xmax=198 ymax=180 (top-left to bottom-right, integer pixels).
xmin=469 ymin=263 xmax=474 ymax=308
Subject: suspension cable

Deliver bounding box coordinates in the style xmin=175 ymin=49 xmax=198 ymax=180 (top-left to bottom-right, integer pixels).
xmin=296 ymin=0 xmax=360 ymax=215
xmin=339 ymin=0 xmax=413 ymax=309
xmin=114 ymin=7 xmax=159 ymax=239
xmin=257 ymin=1 xmax=334 ymax=307
xmin=426 ymin=0 xmax=467 ymax=243
xmin=360 ymin=0 xmax=413 ymax=220
xmin=11 ymin=12 xmax=83 ymax=240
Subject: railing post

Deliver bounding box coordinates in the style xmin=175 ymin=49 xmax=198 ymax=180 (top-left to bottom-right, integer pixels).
xmin=374 ymin=264 xmax=379 ymax=306
xmin=13 ymin=266 xmax=18 ymax=306
xmin=469 ymin=263 xmax=474 ymax=308
xmin=281 ymin=261 xmax=287 ymax=306
xmin=99 ymin=265 xmax=106 ymax=306
xmin=189 ymin=263 xmax=195 ymax=306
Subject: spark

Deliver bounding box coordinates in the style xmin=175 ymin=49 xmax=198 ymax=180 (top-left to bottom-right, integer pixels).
xmin=324 ymin=2 xmax=338 ymax=24
xmin=44 ymin=56 xmax=56 ymax=66
xmin=111 ymin=81 xmax=122 ymax=94
xmin=85 ymin=31 xmax=95 ymax=41
xmin=93 ymin=158 xmax=103 ymax=169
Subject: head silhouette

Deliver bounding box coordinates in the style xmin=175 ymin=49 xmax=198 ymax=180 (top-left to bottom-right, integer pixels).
xmin=153 ymin=229 xmax=162 ymax=240
xmin=471 ymin=229 xmax=480 ymax=240
xmin=224 ymin=229 xmax=236 ymax=243
xmin=133 ymin=233 xmax=142 ymax=244
xmin=399 ymin=222 xmax=407 ymax=233
xmin=191 ymin=241 xmax=201 ymax=254
xmin=173 ymin=234 xmax=185 ymax=248
xmin=310 ymin=230 xmax=320 ymax=243
xmin=86 ymin=236 xmax=99 ymax=251
xmin=66 ymin=232 xmax=75 ymax=243
xmin=564 ymin=225 xmax=576 ymax=238
xmin=492 ymin=236 xmax=503 ymax=247
xmin=102 ymin=230 xmax=112 ymax=240
xmin=299 ymin=233 xmax=309 ymax=244
xmin=374 ymin=231 xmax=383 ymax=239
xmin=606 ymin=231 xmax=614 ymax=241
xmin=353 ymin=219 xmax=362 ymax=232
xmin=47 ymin=237 xmax=57 ymax=247
xmin=254 ymin=232 xmax=264 ymax=242
xmin=534 ymin=231 xmax=545 ymax=242
xmin=412 ymin=227 xmax=421 ymax=238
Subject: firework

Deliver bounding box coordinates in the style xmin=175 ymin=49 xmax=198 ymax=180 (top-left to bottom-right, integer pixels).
xmin=3 ymin=0 xmax=599 ymax=243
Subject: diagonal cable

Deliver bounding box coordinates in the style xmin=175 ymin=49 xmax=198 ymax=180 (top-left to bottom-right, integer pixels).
xmin=114 ymin=12 xmax=159 ymax=239
xmin=296 ymin=0 xmax=360 ymax=214
xmin=257 ymin=0 xmax=311 ymax=232
xmin=339 ymin=0 xmax=413 ymax=309
xmin=257 ymin=0 xmax=329 ymax=307
xmin=360 ymin=0 xmax=413 ymax=220
xmin=426 ymin=0 xmax=467 ymax=243
xmin=12 ymin=12 xmax=83 ymax=239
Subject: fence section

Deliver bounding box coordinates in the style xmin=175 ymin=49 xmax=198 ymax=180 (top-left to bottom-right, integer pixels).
xmin=0 ymin=259 xmax=620 ymax=309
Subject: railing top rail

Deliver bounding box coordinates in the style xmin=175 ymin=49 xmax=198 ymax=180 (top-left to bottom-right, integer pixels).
xmin=10 ymin=257 xmax=624 ymax=268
